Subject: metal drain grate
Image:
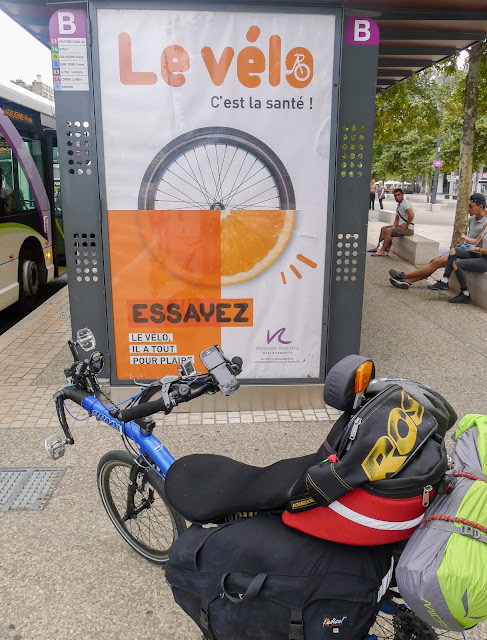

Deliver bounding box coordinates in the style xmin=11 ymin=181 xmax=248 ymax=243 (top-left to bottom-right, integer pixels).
xmin=0 ymin=468 xmax=66 ymax=512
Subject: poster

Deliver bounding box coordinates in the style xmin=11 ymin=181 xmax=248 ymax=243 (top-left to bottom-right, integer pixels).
xmin=97 ymin=8 xmax=336 ymax=380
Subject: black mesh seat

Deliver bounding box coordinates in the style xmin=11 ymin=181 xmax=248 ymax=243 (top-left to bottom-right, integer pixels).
xmin=164 ymin=451 xmax=323 ymax=523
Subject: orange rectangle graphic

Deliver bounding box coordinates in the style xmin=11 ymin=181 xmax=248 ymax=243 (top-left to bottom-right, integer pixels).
xmin=127 ymin=298 xmax=253 ymax=328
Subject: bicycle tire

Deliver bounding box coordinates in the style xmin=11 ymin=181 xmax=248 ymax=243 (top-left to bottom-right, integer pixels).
xmin=97 ymin=450 xmax=186 ymax=564
xmin=367 ymin=592 xmax=466 ymax=640
xmin=138 ymin=126 xmax=296 ymax=211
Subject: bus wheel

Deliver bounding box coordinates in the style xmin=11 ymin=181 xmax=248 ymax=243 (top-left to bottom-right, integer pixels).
xmin=20 ymin=258 xmax=39 ymax=297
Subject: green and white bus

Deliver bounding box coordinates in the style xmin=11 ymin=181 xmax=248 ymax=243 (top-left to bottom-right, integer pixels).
xmin=0 ymin=79 xmax=62 ymax=311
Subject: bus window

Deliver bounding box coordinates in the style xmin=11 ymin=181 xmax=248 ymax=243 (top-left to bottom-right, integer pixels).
xmin=0 ymin=134 xmax=40 ymax=214
xmin=0 ymin=137 xmax=13 ymax=215
xmin=53 ymin=145 xmax=65 ymax=262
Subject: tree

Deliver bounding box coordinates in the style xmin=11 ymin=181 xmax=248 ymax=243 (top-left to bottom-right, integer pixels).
xmin=451 ymin=41 xmax=487 ymax=246
xmin=372 ymin=68 xmax=444 ymax=181
xmin=373 ymin=45 xmax=487 ymax=248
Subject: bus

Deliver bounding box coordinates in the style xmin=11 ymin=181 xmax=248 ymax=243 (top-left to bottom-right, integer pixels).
xmin=0 ymin=79 xmax=63 ymax=312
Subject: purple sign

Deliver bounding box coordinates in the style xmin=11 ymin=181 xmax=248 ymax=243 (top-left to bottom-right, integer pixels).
xmin=345 ymin=17 xmax=380 ymax=46
xmin=49 ymin=9 xmax=87 ymax=39
xmin=433 ymin=160 xmax=444 ymax=168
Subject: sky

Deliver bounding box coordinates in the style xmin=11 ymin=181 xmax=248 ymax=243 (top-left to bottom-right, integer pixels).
xmin=0 ymin=10 xmax=53 ymax=86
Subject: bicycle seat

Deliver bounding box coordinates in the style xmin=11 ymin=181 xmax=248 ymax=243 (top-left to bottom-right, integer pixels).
xmin=165 ymin=355 xmax=372 ymax=523
xmin=164 ymin=450 xmax=325 ymax=523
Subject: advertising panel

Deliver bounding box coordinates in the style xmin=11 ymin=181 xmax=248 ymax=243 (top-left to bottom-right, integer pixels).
xmin=96 ymin=8 xmax=337 ymax=381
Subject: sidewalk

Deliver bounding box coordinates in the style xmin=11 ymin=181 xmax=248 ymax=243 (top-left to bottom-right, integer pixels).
xmin=1 ymin=238 xmax=487 ymax=638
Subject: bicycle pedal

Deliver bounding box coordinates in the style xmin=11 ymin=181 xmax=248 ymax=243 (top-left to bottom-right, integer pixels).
xmin=45 ymin=434 xmax=67 ymax=460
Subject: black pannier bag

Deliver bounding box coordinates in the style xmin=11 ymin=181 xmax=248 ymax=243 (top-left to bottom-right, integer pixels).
xmin=165 ymin=514 xmax=394 ymax=640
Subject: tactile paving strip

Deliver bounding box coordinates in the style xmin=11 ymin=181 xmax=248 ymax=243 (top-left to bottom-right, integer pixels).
xmin=0 ymin=468 xmax=66 ymax=512
xmin=54 ymin=303 xmax=71 ymax=318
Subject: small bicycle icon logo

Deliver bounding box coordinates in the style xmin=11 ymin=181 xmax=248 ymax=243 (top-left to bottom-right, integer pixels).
xmin=286 ymin=53 xmax=311 ymax=83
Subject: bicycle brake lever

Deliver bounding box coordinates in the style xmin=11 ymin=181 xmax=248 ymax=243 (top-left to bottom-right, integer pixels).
xmin=53 ymin=390 xmax=75 ymax=445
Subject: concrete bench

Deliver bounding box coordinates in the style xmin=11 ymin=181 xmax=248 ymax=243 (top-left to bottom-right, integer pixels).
xmin=390 ymin=234 xmax=440 ymax=266
xmin=449 ymin=272 xmax=487 ymax=311
xmin=377 ymin=210 xmax=395 ymax=224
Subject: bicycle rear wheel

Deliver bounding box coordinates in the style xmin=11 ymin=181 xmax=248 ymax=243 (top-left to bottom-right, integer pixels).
xmin=97 ymin=450 xmax=186 ymax=564
xmin=367 ymin=591 xmax=466 ymax=640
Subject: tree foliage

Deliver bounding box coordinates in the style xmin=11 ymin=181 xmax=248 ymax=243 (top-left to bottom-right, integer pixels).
xmin=372 ymin=48 xmax=487 ymax=182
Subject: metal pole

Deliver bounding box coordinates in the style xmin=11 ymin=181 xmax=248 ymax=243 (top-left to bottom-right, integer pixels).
xmin=431 ymin=131 xmax=441 ymax=205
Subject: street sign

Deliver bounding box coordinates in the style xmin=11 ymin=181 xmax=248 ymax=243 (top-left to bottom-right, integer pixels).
xmin=433 ymin=160 xmax=444 ymax=168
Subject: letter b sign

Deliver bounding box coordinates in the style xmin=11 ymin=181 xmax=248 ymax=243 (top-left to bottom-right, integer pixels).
xmin=345 ymin=17 xmax=379 ymax=46
xmin=58 ymin=12 xmax=76 ymax=35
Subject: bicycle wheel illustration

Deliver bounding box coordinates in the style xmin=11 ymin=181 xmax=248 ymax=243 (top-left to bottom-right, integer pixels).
xmin=137 ymin=127 xmax=296 ymax=286
xmin=138 ymin=126 xmax=295 ymax=211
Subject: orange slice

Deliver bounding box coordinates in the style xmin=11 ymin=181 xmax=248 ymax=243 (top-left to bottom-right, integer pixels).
xmin=221 ymin=210 xmax=295 ymax=285
xmin=137 ymin=209 xmax=295 ymax=287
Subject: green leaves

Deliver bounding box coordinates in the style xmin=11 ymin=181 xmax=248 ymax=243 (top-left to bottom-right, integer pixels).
xmin=372 ymin=48 xmax=487 ymax=181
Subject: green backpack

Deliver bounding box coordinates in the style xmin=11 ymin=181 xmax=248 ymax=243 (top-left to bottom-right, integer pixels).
xmin=396 ymin=414 xmax=487 ymax=632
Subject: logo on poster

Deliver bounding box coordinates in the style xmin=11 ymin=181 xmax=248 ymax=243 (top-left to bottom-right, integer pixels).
xmin=266 ymin=328 xmax=292 ymax=344
xmin=118 ymin=25 xmax=314 ymax=88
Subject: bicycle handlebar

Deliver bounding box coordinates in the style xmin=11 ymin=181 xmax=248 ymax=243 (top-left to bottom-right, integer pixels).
xmin=118 ymin=378 xmax=216 ymax=422
xmin=59 ymin=345 xmax=242 ymax=425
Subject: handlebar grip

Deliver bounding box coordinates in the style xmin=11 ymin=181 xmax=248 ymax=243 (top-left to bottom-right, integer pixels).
xmin=118 ymin=397 xmax=169 ymax=423
xmin=64 ymin=387 xmax=90 ymax=405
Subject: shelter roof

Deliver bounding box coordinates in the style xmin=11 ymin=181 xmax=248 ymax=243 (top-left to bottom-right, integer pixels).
xmin=1 ymin=0 xmax=486 ymax=92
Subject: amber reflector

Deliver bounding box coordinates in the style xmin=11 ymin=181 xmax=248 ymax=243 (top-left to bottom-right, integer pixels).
xmin=355 ymin=361 xmax=373 ymax=393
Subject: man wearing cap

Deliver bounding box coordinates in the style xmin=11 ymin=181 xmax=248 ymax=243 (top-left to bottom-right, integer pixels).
xmin=369 ymin=188 xmax=414 ymax=256
xmin=389 ymin=193 xmax=487 ymax=293
xmin=428 ymin=192 xmax=487 ymax=303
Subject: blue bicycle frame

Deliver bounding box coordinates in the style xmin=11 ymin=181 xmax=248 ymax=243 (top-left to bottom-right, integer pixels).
xmin=80 ymin=394 xmax=175 ymax=477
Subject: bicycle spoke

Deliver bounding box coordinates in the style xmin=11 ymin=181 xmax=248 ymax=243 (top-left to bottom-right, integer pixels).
xmin=218 ymin=145 xmax=239 ymax=202
xmin=155 ymin=184 xmax=208 ymax=210
xmin=192 ymin=148 xmax=213 ymax=206
xmin=223 ymin=159 xmax=260 ymax=208
xmin=169 ymin=159 xmax=215 ymax=206
xmin=230 ymin=185 xmax=281 ymax=210
xmin=225 ymin=175 xmax=275 ymax=205
xmin=204 ymin=144 xmax=220 ymax=202
xmin=107 ymin=466 xmax=175 ymax=551
xmin=164 ymin=168 xmax=214 ymax=204
xmin=214 ymin=143 xmax=224 ymax=204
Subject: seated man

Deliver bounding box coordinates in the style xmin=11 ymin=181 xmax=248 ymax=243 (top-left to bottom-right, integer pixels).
xmin=368 ymin=188 xmax=414 ymax=256
xmin=389 ymin=193 xmax=487 ymax=289
xmin=426 ymin=218 xmax=487 ymax=304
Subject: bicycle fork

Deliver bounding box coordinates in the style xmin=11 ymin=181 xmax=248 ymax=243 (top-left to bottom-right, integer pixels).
xmin=124 ymin=456 xmax=155 ymax=521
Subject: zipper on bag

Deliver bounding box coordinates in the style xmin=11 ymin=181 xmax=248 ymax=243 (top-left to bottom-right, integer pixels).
xmin=422 ymin=485 xmax=434 ymax=507
xmin=346 ymin=417 xmax=362 ymax=450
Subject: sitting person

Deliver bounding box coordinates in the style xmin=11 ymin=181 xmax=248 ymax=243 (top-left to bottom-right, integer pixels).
xmin=427 ymin=204 xmax=487 ymax=305
xmin=389 ymin=193 xmax=487 ymax=289
xmin=368 ymin=188 xmax=414 ymax=256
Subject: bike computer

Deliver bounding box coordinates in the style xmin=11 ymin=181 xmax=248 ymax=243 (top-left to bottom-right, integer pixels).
xmin=200 ymin=345 xmax=239 ymax=396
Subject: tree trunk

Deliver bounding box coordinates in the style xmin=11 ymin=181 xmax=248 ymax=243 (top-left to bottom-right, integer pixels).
xmin=451 ymin=41 xmax=486 ymax=246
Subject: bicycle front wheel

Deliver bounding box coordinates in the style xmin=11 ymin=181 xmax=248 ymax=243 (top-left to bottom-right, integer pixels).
xmin=97 ymin=450 xmax=186 ymax=564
